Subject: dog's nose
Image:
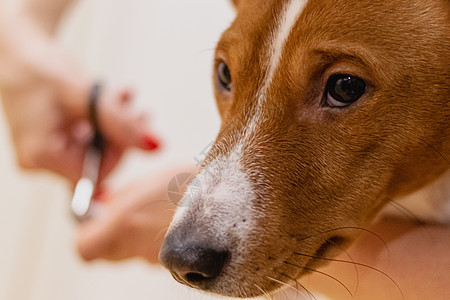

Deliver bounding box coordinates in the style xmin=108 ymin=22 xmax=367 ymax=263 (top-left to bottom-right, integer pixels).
xmin=159 ymin=235 xmax=229 ymax=287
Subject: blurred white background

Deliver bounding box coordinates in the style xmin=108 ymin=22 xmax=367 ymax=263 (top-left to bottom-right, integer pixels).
xmin=0 ymin=0 xmax=234 ymax=299
xmin=0 ymin=0 xmax=327 ymax=299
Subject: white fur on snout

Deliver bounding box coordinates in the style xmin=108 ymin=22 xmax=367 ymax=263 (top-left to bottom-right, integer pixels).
xmin=171 ymin=145 xmax=256 ymax=240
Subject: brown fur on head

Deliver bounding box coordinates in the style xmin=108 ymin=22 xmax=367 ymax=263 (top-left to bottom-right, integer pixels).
xmin=160 ymin=0 xmax=450 ymax=297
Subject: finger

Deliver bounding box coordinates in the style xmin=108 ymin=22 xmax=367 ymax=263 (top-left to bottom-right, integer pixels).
xmin=54 ymin=64 xmax=92 ymax=119
xmin=97 ymin=87 xmax=161 ymax=152
xmin=76 ymin=192 xmax=147 ymax=261
xmin=77 ymin=197 xmax=172 ymax=262
xmin=38 ymin=130 xmax=123 ymax=184
xmin=97 ymin=143 xmax=124 ymax=183
xmin=36 ymin=131 xmax=86 ymax=182
xmin=69 ymin=121 xmax=125 ymax=183
xmin=76 ymin=207 xmax=125 ymax=261
xmin=76 ymin=170 xmax=182 ymax=262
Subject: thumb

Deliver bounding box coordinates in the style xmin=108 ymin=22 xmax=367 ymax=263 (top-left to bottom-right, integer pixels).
xmin=76 ymin=207 xmax=123 ymax=261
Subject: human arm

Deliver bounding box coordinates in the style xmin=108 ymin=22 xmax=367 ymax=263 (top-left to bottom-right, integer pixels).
xmin=21 ymin=0 xmax=76 ymax=32
xmin=306 ymin=217 xmax=450 ymax=299
xmin=0 ymin=0 xmax=159 ymax=182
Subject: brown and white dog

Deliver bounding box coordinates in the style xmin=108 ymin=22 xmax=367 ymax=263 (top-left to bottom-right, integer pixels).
xmin=160 ymin=0 xmax=450 ymax=298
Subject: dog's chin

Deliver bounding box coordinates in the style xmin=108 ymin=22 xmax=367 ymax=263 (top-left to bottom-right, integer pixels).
xmin=166 ymin=260 xmax=282 ymax=298
xmin=171 ymin=274 xmax=281 ymax=299
xmin=170 ymin=236 xmax=348 ymax=299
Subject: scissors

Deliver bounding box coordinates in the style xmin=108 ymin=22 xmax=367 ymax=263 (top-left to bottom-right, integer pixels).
xmin=71 ymin=84 xmax=104 ymax=221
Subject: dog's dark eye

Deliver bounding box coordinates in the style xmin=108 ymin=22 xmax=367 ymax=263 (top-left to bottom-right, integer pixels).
xmin=325 ymin=74 xmax=366 ymax=107
xmin=217 ymin=62 xmax=232 ymax=91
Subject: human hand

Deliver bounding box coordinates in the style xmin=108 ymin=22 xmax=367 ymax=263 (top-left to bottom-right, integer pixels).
xmin=0 ymin=14 xmax=159 ymax=182
xmin=76 ymin=168 xmax=192 ymax=263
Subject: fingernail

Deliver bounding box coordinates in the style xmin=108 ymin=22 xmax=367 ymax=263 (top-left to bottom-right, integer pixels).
xmin=141 ymin=135 xmax=160 ymax=151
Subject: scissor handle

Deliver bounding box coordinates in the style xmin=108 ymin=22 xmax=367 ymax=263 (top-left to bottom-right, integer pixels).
xmin=88 ymin=83 xmax=104 ymax=150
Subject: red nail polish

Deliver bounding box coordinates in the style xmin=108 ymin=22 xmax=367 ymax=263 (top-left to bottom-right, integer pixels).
xmin=93 ymin=187 xmax=108 ymax=201
xmin=142 ymin=135 xmax=160 ymax=151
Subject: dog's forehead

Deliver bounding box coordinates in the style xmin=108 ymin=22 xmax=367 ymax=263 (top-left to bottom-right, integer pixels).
xmin=218 ymin=0 xmax=448 ymax=126
xmin=216 ymin=0 xmax=310 ymax=129
xmin=211 ymin=0 xmax=449 ymax=167
xmin=209 ymin=0 xmax=449 ymax=189
xmin=225 ymin=0 xmax=446 ymax=65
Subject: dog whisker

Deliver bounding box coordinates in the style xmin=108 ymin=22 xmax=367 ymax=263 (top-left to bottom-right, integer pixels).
xmin=304 ymin=267 xmax=353 ymax=297
xmin=254 ymin=283 xmax=273 ymax=300
xmin=293 ymin=252 xmax=404 ymax=299
xmin=291 ymin=274 xmax=303 ymax=300
xmin=278 ymin=273 xmax=318 ymax=300
xmin=381 ymin=200 xmax=440 ymax=248
xmin=385 ymin=200 xmax=439 ymax=244
xmin=282 ymin=260 xmax=353 ymax=297
xmin=292 ymin=226 xmax=380 ymax=242
xmin=154 ymin=226 xmax=169 ymax=242
xmin=198 ymin=47 xmax=217 ymax=54
xmin=291 ymin=226 xmax=390 ymax=257
xmin=327 ymin=238 xmax=360 ymax=295
xmin=280 ymin=281 xmax=290 ymax=300
xmin=418 ymin=137 xmax=450 ymax=167
xmin=385 ymin=200 xmax=426 ymax=226
xmin=265 ymin=276 xmax=296 ymax=300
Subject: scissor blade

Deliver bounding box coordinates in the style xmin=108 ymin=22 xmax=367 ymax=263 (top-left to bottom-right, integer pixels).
xmin=72 ymin=177 xmax=95 ymax=218
xmin=71 ymin=147 xmax=101 ymax=220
